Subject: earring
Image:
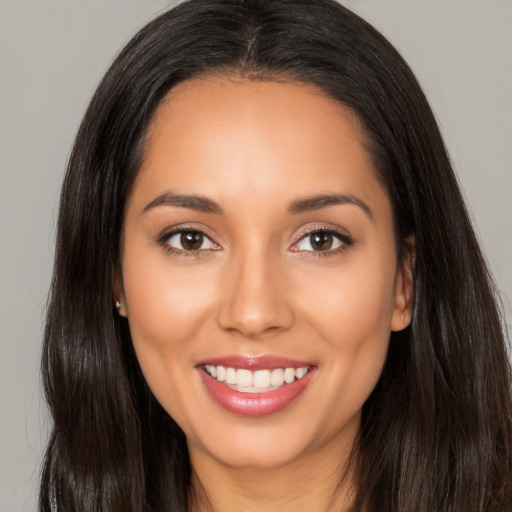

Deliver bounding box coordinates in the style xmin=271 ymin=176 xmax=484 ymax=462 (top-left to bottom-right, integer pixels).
xmin=115 ymin=301 xmax=122 ymax=311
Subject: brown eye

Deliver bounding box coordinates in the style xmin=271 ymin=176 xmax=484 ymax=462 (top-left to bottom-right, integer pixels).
xmin=180 ymin=231 xmax=204 ymax=250
xmin=163 ymin=230 xmax=218 ymax=253
xmin=292 ymin=229 xmax=350 ymax=253
xmin=309 ymin=231 xmax=333 ymax=251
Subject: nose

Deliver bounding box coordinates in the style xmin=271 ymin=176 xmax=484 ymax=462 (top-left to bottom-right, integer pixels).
xmin=216 ymin=250 xmax=294 ymax=339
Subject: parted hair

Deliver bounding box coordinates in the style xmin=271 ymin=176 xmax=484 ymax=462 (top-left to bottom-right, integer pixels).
xmin=40 ymin=0 xmax=512 ymax=510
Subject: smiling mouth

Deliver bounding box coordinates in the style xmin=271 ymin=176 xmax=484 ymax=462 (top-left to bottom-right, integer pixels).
xmin=203 ymin=365 xmax=311 ymax=393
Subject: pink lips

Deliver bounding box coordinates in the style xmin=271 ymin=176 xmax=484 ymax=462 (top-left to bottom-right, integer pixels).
xmin=197 ymin=355 xmax=315 ymax=417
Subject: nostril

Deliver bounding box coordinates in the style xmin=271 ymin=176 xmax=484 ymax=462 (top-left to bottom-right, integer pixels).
xmin=216 ymin=259 xmax=295 ymax=337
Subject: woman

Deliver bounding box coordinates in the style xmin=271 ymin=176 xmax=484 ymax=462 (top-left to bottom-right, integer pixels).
xmin=40 ymin=0 xmax=512 ymax=510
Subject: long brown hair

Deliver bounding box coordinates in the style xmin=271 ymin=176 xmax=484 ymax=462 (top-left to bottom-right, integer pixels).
xmin=40 ymin=0 xmax=512 ymax=510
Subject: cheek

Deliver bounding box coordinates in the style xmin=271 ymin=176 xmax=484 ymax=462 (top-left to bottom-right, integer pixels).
xmin=295 ymin=252 xmax=396 ymax=406
xmin=123 ymin=251 xmax=215 ymax=345
xmin=121 ymin=252 xmax=221 ymax=427
xmin=299 ymin=254 xmax=396 ymax=345
xmin=121 ymin=246 xmax=218 ymax=387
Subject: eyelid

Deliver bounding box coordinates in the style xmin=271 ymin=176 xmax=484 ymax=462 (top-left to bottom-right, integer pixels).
xmin=157 ymin=223 xmax=221 ymax=256
xmin=166 ymin=231 xmax=218 ymax=249
xmin=158 ymin=223 xmax=217 ymax=242
xmin=156 ymin=222 xmax=352 ymax=256
xmin=290 ymin=224 xmax=353 ymax=253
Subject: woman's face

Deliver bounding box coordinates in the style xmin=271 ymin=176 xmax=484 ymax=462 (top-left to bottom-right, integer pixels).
xmin=117 ymin=77 xmax=412 ymax=470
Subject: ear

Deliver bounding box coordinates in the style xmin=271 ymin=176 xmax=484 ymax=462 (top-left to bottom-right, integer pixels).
xmin=390 ymin=236 xmax=415 ymax=332
xmin=113 ymin=264 xmax=128 ymax=318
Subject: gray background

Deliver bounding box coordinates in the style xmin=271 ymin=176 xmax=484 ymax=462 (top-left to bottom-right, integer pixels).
xmin=1 ymin=1 xmax=510 ymax=510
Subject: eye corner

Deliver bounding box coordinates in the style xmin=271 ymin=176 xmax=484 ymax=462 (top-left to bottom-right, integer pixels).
xmin=290 ymin=225 xmax=354 ymax=255
xmin=157 ymin=224 xmax=222 ymax=258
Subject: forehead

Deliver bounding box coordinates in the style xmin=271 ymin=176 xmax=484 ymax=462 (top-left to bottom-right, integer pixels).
xmin=145 ymin=76 xmax=366 ymax=157
xmin=130 ymin=76 xmax=388 ymax=216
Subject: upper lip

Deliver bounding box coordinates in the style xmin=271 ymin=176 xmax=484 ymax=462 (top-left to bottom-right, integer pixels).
xmin=196 ymin=354 xmax=314 ymax=371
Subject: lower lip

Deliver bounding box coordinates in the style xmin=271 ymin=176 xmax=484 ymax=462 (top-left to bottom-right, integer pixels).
xmin=199 ymin=367 xmax=315 ymax=417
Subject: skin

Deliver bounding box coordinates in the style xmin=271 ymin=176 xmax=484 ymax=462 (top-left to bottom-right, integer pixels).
xmin=115 ymin=76 xmax=413 ymax=512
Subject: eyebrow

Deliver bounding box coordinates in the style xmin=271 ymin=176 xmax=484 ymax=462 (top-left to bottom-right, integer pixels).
xmin=143 ymin=192 xmax=223 ymax=214
xmin=143 ymin=191 xmax=372 ymax=219
xmin=287 ymin=193 xmax=373 ymax=219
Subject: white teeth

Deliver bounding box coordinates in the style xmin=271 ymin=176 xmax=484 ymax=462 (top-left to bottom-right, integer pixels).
xmin=235 ymin=384 xmax=281 ymax=393
xmin=270 ymin=368 xmax=284 ymax=386
xmin=253 ymin=370 xmax=270 ymax=387
xmin=296 ymin=367 xmax=308 ymax=379
xmin=225 ymin=367 xmax=237 ymax=385
xmin=205 ymin=365 xmax=217 ymax=378
xmin=284 ymin=367 xmax=295 ymax=383
xmin=236 ymin=369 xmax=252 ymax=387
xmin=204 ymin=365 xmax=310 ymax=392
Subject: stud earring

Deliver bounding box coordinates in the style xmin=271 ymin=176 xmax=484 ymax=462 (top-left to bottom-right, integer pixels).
xmin=115 ymin=301 xmax=122 ymax=311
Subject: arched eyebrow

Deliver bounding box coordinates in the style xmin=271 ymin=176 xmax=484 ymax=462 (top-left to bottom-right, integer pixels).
xmin=143 ymin=192 xmax=223 ymax=214
xmin=143 ymin=191 xmax=372 ymax=219
xmin=287 ymin=193 xmax=373 ymax=220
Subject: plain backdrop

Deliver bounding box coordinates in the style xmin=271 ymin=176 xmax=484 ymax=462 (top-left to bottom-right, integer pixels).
xmin=1 ymin=1 xmax=511 ymax=510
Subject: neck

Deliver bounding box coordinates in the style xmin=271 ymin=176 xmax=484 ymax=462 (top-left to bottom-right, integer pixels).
xmin=188 ymin=429 xmax=357 ymax=512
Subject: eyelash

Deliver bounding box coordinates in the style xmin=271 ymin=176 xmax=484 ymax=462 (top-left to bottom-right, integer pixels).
xmin=158 ymin=225 xmax=219 ymax=258
xmin=158 ymin=225 xmax=353 ymax=258
xmin=291 ymin=226 xmax=353 ymax=257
